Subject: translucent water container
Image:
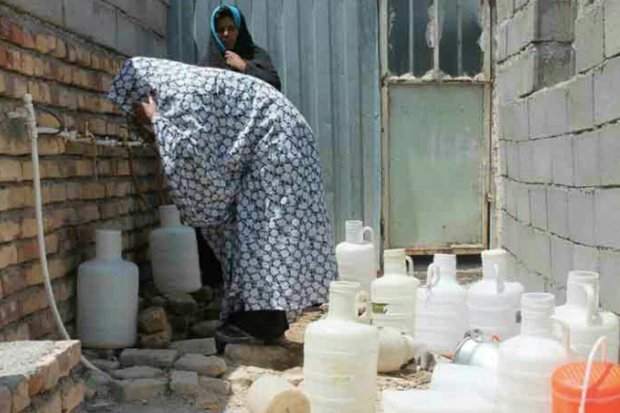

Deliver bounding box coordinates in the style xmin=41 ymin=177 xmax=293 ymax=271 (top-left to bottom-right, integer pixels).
xmin=554 ymin=271 xmax=620 ymax=363
xmin=78 ymin=229 xmax=139 ymax=348
xmin=383 ymin=389 xmax=496 ymax=413
xmin=416 ymin=254 xmax=468 ymax=353
xmin=498 ymin=293 xmax=571 ymax=413
xmin=304 ymin=281 xmax=379 ymax=413
xmin=467 ymin=249 xmax=524 ymax=340
xmin=371 ymin=249 xmax=419 ymax=336
xmin=335 ymin=220 xmax=376 ymax=299
xmin=150 ymin=204 xmax=202 ymax=293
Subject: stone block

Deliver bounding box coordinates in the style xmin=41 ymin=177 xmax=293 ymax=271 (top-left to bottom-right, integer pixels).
xmin=575 ymin=1 xmax=605 ymax=73
xmin=547 ymin=187 xmax=570 ymax=237
xmin=496 ymin=46 xmax=537 ymax=103
xmin=529 ymin=86 xmax=569 ymax=139
xmin=173 ymin=355 xmax=227 ymax=378
xmin=190 ymin=320 xmax=221 ymax=339
xmin=599 ymin=123 xmax=620 ymax=185
xmin=0 ymin=374 xmax=29 ymax=413
xmin=567 ymin=74 xmax=595 ymax=132
xmin=529 ymin=186 xmax=548 ymax=230
xmin=110 ymin=378 xmax=168 ymax=402
xmin=110 ymin=367 xmax=164 ymax=380
xmin=138 ymin=307 xmax=168 ymax=334
xmin=224 ymin=345 xmax=302 ymax=371
xmin=515 ymin=182 xmax=531 ymax=224
xmin=169 ymin=339 xmax=217 ymax=356
xmin=538 ymin=0 xmax=576 ymax=42
xmin=604 ymin=0 xmax=620 ymax=58
xmin=165 ymin=293 xmax=198 ymax=316
xmin=551 ymin=135 xmax=575 ymax=186
xmin=518 ymin=141 xmax=533 ymax=183
xmin=594 ymin=55 xmax=620 ymax=125
xmin=568 ymin=189 xmax=596 ymax=245
xmin=573 ymin=130 xmax=601 ymax=186
xmin=531 ymin=139 xmax=553 ymax=183
xmin=59 ymin=377 xmax=84 ymax=412
xmin=594 ymin=189 xmax=620 ymax=248
xmin=0 ymin=385 xmax=10 ymax=413
xmin=119 ymin=349 xmax=179 ymax=369
xmin=505 ymin=141 xmax=520 ymax=180
xmin=507 ymin=1 xmax=536 ymax=56
xmin=500 ymin=99 xmax=530 ymax=141
xmin=63 ymin=0 xmax=117 ymax=50
xmin=169 ymin=371 xmax=199 ymax=396
xmin=536 ymin=43 xmax=574 ymax=89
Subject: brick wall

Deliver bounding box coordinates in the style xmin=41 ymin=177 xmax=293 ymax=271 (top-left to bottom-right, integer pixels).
xmin=0 ymin=1 xmax=168 ymax=340
xmin=496 ymin=0 xmax=620 ymax=313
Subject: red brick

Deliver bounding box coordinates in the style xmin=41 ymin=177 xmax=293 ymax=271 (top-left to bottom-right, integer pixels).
xmin=0 ymin=220 xmax=20 ymax=243
xmin=34 ymin=33 xmax=53 ymax=54
xmin=8 ymin=74 xmax=28 ymax=99
xmin=0 ymin=186 xmax=32 ymax=211
xmin=4 ymin=322 xmax=30 ymax=340
xmin=0 ymin=159 xmax=22 ymax=182
xmin=60 ymin=378 xmax=84 ymax=412
xmin=77 ymin=204 xmax=100 ymax=223
xmin=97 ymin=160 xmax=114 ymax=176
xmin=21 ymin=53 xmax=35 ymax=75
xmin=28 ymin=81 xmax=52 ymax=104
xmin=8 ymin=21 xmax=27 ymax=47
xmin=0 ymin=16 xmax=13 ymax=40
xmin=16 ymin=234 xmax=58 ymax=263
xmin=5 ymin=48 xmax=21 ymax=71
xmin=65 ymin=182 xmax=81 ymax=200
xmin=0 ymin=296 xmax=20 ymax=327
xmin=27 ymin=308 xmax=56 ymax=339
xmin=0 ymin=244 xmax=17 ymax=270
xmin=51 ymin=61 xmax=73 ymax=84
xmin=52 ymin=278 xmax=74 ymax=302
xmin=1 ymin=266 xmax=26 ymax=296
xmin=51 ymin=37 xmax=67 ymax=59
xmin=18 ymin=286 xmax=49 ymax=316
xmin=0 ymin=71 xmax=6 ymax=94
xmin=52 ymin=86 xmax=78 ymax=109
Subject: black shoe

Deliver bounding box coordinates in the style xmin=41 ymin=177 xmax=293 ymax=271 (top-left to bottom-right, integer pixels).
xmin=214 ymin=323 xmax=264 ymax=353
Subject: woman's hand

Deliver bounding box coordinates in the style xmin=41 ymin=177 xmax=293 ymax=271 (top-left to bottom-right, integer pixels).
xmin=225 ymin=51 xmax=248 ymax=72
xmin=135 ymin=95 xmax=158 ymax=122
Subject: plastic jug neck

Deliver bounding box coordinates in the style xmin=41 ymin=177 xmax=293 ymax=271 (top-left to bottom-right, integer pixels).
xmin=160 ymin=205 xmax=181 ymax=227
xmin=520 ymin=293 xmax=555 ymax=336
xmin=96 ymin=229 xmax=122 ymax=261
xmin=566 ymin=271 xmax=600 ymax=309
xmin=327 ymin=281 xmax=359 ymax=321
xmin=481 ymin=249 xmax=507 ymax=280
xmin=434 ymin=254 xmax=457 ymax=283
xmin=345 ymin=220 xmax=364 ymax=243
xmin=383 ymin=249 xmax=410 ymax=275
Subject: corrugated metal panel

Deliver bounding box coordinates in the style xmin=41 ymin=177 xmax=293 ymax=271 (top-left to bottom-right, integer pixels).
xmin=169 ymin=0 xmax=381 ymax=243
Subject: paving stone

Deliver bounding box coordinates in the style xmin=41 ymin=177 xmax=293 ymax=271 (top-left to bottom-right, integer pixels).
xmin=119 ymin=349 xmax=179 ymax=369
xmin=169 ymin=339 xmax=217 ymax=356
xmin=173 ymin=355 xmax=228 ymax=377
xmin=110 ymin=366 xmax=164 ymax=380
xmin=110 ymin=378 xmax=168 ymax=402
xmin=169 ymin=371 xmax=200 ymax=396
xmin=165 ymin=293 xmax=198 ymax=315
xmin=89 ymin=359 xmax=120 ymax=372
xmin=198 ymin=376 xmax=231 ymax=396
xmin=190 ymin=320 xmax=221 ymax=338
xmin=139 ymin=326 xmax=172 ymax=349
xmin=138 ymin=307 xmax=169 ymax=334
xmin=224 ymin=345 xmax=301 ymax=371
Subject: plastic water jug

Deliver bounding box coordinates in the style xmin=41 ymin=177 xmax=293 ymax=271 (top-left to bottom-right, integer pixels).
xmin=78 ymin=229 xmax=139 ymax=348
xmin=415 ymin=254 xmax=468 ymax=353
xmin=431 ymin=363 xmax=497 ymax=403
xmin=150 ymin=204 xmax=202 ymax=294
xmin=335 ymin=220 xmax=376 ymax=299
xmin=383 ymin=390 xmax=496 ymax=413
xmin=371 ymin=249 xmax=419 ymax=336
xmin=377 ymin=326 xmax=416 ymax=373
xmin=552 ymin=336 xmax=620 ymax=413
xmin=498 ymin=293 xmax=571 ymax=413
xmin=555 ymin=271 xmax=620 ymax=363
xmin=468 ymin=249 xmax=524 ymax=340
xmin=304 ymin=281 xmax=379 ymax=413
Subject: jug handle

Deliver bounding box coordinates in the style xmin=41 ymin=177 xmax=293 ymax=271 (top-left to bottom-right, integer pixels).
xmin=425 ymin=263 xmax=440 ymax=290
xmin=494 ymin=263 xmax=506 ymax=294
xmin=362 ymin=226 xmax=374 ymax=242
xmin=551 ymin=318 xmax=571 ymax=356
xmin=406 ymin=256 xmax=414 ymax=276
xmin=579 ymin=335 xmax=608 ymax=413
xmin=356 ymin=290 xmax=370 ymax=323
xmin=577 ymin=283 xmax=597 ymax=327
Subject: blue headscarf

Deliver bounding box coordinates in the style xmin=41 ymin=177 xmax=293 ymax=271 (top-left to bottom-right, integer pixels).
xmin=210 ymin=4 xmax=243 ymax=53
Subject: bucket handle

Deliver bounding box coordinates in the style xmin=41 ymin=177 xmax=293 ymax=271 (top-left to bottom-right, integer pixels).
xmin=579 ymin=336 xmax=608 ymax=413
xmin=493 ymin=263 xmax=506 ymax=294
xmin=576 ymin=283 xmax=597 ymax=327
xmin=362 ymin=226 xmax=374 ymax=242
xmin=551 ymin=318 xmax=571 ymax=356
xmin=425 ymin=263 xmax=441 ymax=291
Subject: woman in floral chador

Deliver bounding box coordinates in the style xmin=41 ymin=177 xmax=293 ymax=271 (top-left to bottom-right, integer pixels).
xmin=108 ymin=57 xmax=337 ymax=347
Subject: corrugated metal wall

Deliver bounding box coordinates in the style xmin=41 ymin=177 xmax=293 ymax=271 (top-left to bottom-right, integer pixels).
xmin=168 ymin=0 xmax=381 ymax=243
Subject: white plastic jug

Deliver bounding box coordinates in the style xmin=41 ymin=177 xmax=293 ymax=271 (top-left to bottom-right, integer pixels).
xmin=335 ymin=220 xmax=376 ymax=299
xmin=415 ymin=254 xmax=468 ymax=353
xmin=150 ymin=204 xmax=202 ymax=294
xmin=430 ymin=363 xmax=497 ymax=403
xmin=383 ymin=390 xmax=496 ymax=413
xmin=304 ymin=281 xmax=379 ymax=413
xmin=468 ymin=249 xmax=524 ymax=340
xmin=371 ymin=249 xmax=419 ymax=336
xmin=498 ymin=293 xmax=571 ymax=413
xmin=554 ymin=270 xmax=620 ymax=363
xmin=377 ymin=326 xmax=416 ymax=373
xmin=78 ymin=229 xmax=139 ymax=348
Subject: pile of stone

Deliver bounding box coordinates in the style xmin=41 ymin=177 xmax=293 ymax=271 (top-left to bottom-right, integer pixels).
xmin=0 ymin=341 xmax=84 ymax=413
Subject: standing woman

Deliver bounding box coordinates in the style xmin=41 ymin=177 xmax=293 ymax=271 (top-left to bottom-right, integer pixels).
xmin=200 ymin=3 xmax=281 ymax=90
xmin=108 ymin=58 xmax=336 ymax=347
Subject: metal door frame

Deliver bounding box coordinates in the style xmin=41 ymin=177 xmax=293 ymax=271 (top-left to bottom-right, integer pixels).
xmin=379 ymin=0 xmax=495 ymax=256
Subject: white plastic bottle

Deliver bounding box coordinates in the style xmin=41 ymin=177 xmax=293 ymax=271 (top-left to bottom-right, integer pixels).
xmin=497 ymin=293 xmax=571 ymax=413
xmin=78 ymin=229 xmax=139 ymax=348
xmin=150 ymin=204 xmax=202 ymax=294
xmin=371 ymin=249 xmax=419 ymax=336
xmin=467 ymin=249 xmax=524 ymax=340
xmin=335 ymin=220 xmax=376 ymax=298
xmin=554 ymin=270 xmax=620 ymax=362
xmin=415 ymin=254 xmax=468 ymax=353
xmin=304 ymin=281 xmax=379 ymax=413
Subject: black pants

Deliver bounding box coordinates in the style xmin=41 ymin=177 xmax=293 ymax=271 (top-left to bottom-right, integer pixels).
xmin=195 ymin=228 xmax=223 ymax=287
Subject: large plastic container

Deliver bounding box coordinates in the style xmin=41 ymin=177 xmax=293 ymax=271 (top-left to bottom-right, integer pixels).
xmin=468 ymin=249 xmax=524 ymax=340
xmin=78 ymin=229 xmax=139 ymax=348
xmin=371 ymin=249 xmax=419 ymax=336
xmin=304 ymin=281 xmax=379 ymax=413
xmin=554 ymin=271 xmax=620 ymax=363
xmin=498 ymin=293 xmax=571 ymax=413
xmin=335 ymin=220 xmax=376 ymax=299
xmin=150 ymin=204 xmax=202 ymax=294
xmin=382 ymin=390 xmax=496 ymax=413
xmin=552 ymin=337 xmax=620 ymax=413
xmin=377 ymin=326 xmax=416 ymax=373
xmin=430 ymin=363 xmax=497 ymax=403
xmin=415 ymin=254 xmax=468 ymax=353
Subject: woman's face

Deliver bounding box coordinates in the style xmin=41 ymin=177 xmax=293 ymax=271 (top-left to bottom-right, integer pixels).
xmin=216 ymin=15 xmax=238 ymax=50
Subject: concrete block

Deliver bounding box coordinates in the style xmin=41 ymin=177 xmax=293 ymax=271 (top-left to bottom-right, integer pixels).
xmin=538 ymin=0 xmax=576 ymax=42
xmin=536 ymin=43 xmax=574 ymax=89
xmin=500 ymin=99 xmax=530 ymax=141
xmin=604 ymin=0 xmax=620 ymax=58
xmin=599 ymin=123 xmax=620 ymax=185
xmin=547 ymin=187 xmax=570 ymax=237
xmin=575 ymin=2 xmax=605 ymax=73
xmin=573 ymin=244 xmax=599 ymax=272
xmin=0 ymin=0 xmax=64 ymax=25
xmin=518 ymin=141 xmax=534 ymax=183
xmin=507 ymin=1 xmax=536 ymax=56
xmin=567 ymin=74 xmax=595 ymax=132
xmin=505 ymin=141 xmax=520 ymax=179
xmin=63 ymin=0 xmax=117 ymax=50
xmin=496 ymin=21 xmax=510 ymax=61
xmin=531 ymin=139 xmax=553 ymax=184
xmin=551 ymin=135 xmax=575 ymax=186
xmin=496 ymin=46 xmax=537 ymax=103
xmin=573 ymin=130 xmax=601 ymax=187
xmin=529 ymin=186 xmax=548 ymax=230
xmin=568 ymin=189 xmax=596 ymax=245
xmin=598 ymin=250 xmax=620 ymax=313
xmin=516 ymin=260 xmax=548 ymax=292
xmin=528 ymin=229 xmax=552 ymax=277
xmin=516 ymin=183 xmax=531 ymax=224
xmin=501 ymin=211 xmax=518 ymax=253
xmin=514 ymin=0 xmax=530 ymax=11
xmin=594 ymin=55 xmax=620 ymax=125
xmin=594 ymin=189 xmax=620 ymax=248
xmin=529 ymin=86 xmax=569 ymax=139
xmin=503 ymin=179 xmax=518 ymax=217
xmin=497 ymin=0 xmax=515 ymax=22
xmin=550 ymin=236 xmax=573 ymax=286
xmin=501 ymin=142 xmax=509 ymax=177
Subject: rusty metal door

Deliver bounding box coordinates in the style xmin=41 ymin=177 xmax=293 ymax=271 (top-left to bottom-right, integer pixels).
xmin=380 ymin=0 xmax=493 ymax=255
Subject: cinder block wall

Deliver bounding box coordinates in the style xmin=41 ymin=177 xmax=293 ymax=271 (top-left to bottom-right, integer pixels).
xmin=497 ymin=0 xmax=620 ymax=313
xmin=0 ymin=0 xmax=168 ymax=340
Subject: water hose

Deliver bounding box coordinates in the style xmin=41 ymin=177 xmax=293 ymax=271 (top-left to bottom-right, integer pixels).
xmin=23 ymin=94 xmax=105 ymax=375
